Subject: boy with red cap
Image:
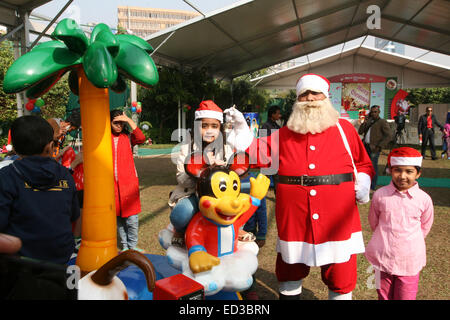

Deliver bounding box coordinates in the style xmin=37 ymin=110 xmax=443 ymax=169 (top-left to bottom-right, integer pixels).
xmin=225 ymin=73 xmax=374 ymax=300
xmin=365 ymin=147 xmax=434 ymax=300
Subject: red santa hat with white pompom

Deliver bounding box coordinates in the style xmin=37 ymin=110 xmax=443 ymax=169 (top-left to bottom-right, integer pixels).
xmin=296 ymin=73 xmax=330 ymax=98
xmin=194 ymin=100 xmax=223 ymax=123
xmin=387 ymin=147 xmax=422 ymax=173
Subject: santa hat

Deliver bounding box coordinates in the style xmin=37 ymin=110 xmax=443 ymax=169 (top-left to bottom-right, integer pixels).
xmin=387 ymin=147 xmax=422 ymax=172
xmin=296 ymin=73 xmax=330 ymax=98
xmin=195 ymin=100 xmax=223 ymax=123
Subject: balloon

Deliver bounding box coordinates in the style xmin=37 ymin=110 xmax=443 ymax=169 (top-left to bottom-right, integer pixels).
xmin=136 ymin=108 xmax=142 ymax=113
xmin=137 ymin=102 xmax=142 ymax=107
xmin=142 ymin=124 xmax=149 ymax=131
xmin=132 ymin=101 xmax=137 ymax=107
xmin=61 ymin=147 xmax=76 ymax=168
xmin=131 ymin=107 xmax=136 ymax=112
xmin=32 ymin=106 xmax=40 ymax=113
xmin=25 ymin=102 xmax=35 ymax=111
xmin=35 ymin=98 xmax=45 ymax=107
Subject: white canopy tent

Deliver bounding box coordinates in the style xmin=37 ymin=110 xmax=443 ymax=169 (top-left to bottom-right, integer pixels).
xmin=250 ymin=44 xmax=450 ymax=90
xmin=146 ymin=0 xmax=450 ymax=79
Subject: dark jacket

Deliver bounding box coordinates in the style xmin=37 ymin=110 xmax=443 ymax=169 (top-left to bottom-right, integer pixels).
xmin=418 ymin=114 xmax=443 ymax=136
xmin=0 ymin=156 xmax=79 ymax=264
xmin=259 ymin=120 xmax=281 ymax=137
xmin=358 ymin=117 xmax=392 ymax=153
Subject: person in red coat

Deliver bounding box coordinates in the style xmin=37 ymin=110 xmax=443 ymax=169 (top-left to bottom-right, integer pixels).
xmin=110 ymin=109 xmax=146 ymax=252
xmin=225 ymin=73 xmax=374 ymax=300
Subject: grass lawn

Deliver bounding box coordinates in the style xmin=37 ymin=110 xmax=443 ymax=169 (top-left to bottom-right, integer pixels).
xmin=134 ymin=147 xmax=449 ymax=300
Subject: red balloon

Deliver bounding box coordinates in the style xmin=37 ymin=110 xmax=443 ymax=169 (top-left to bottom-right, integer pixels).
xmin=61 ymin=147 xmax=76 ymax=168
xmin=136 ymin=108 xmax=142 ymax=113
xmin=25 ymin=102 xmax=34 ymax=111
xmin=132 ymin=101 xmax=138 ymax=107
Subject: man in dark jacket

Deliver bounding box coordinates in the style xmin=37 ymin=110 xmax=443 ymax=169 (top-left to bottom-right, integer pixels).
xmin=418 ymin=106 xmax=444 ymax=160
xmin=0 ymin=115 xmax=80 ymax=265
xmin=259 ymin=105 xmax=281 ymax=137
xmin=358 ymin=105 xmax=392 ymax=190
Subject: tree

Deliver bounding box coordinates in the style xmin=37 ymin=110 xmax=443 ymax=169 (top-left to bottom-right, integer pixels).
xmin=0 ymin=40 xmax=17 ymax=144
xmin=406 ymin=87 xmax=450 ymax=106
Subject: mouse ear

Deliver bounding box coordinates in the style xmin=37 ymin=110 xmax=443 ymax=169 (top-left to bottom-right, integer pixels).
xmin=184 ymin=152 xmax=209 ymax=178
xmin=227 ymin=152 xmax=250 ymax=176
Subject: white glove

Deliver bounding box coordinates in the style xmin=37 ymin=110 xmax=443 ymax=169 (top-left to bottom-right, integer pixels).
xmin=355 ymin=172 xmax=371 ymax=204
xmin=223 ymin=106 xmax=254 ymax=152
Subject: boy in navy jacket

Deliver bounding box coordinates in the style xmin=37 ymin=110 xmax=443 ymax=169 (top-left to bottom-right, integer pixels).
xmin=0 ymin=115 xmax=80 ymax=265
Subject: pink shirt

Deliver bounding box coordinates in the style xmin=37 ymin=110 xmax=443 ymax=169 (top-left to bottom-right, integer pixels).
xmin=365 ymin=181 xmax=434 ymax=276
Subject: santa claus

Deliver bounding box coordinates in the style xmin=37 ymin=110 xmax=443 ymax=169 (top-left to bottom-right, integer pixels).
xmin=225 ymin=73 xmax=374 ymax=300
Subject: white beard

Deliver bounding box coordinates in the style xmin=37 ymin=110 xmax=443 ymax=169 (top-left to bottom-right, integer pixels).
xmin=286 ymin=98 xmax=340 ymax=134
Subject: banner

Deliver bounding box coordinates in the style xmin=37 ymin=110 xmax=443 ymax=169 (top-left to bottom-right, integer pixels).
xmin=341 ymin=83 xmax=371 ymax=111
xmin=390 ymin=89 xmax=409 ymax=119
xmin=243 ymin=112 xmax=259 ymax=138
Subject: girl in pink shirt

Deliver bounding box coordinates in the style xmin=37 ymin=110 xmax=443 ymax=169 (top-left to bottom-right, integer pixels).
xmin=365 ymin=147 xmax=434 ymax=300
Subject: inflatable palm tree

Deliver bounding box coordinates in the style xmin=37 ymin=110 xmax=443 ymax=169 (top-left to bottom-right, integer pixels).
xmin=3 ymin=19 xmax=159 ymax=273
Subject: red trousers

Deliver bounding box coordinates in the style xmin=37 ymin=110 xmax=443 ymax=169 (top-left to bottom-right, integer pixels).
xmin=276 ymin=253 xmax=357 ymax=294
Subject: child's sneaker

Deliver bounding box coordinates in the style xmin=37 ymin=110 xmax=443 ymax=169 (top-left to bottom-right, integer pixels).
xmin=130 ymin=247 xmax=145 ymax=253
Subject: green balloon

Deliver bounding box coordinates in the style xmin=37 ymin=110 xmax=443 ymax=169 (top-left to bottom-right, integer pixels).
xmin=35 ymin=98 xmax=45 ymax=107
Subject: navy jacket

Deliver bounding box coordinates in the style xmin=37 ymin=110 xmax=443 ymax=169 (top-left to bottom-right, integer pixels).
xmin=0 ymin=156 xmax=80 ymax=264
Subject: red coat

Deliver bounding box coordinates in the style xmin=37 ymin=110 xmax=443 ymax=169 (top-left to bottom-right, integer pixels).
xmin=250 ymin=119 xmax=374 ymax=266
xmin=112 ymin=128 xmax=146 ymax=218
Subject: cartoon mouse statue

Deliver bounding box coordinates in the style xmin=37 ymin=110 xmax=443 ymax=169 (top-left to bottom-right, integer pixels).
xmin=160 ymin=152 xmax=270 ymax=295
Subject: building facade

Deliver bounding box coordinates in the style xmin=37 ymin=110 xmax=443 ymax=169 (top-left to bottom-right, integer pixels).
xmin=117 ymin=6 xmax=200 ymax=38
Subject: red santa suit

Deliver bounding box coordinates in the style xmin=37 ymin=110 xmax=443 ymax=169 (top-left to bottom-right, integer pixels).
xmin=251 ymin=119 xmax=373 ymax=266
xmin=185 ymin=197 xmax=259 ymax=258
xmin=225 ymin=73 xmax=374 ymax=297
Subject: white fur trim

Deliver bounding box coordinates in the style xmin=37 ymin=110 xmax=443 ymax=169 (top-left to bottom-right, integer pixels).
xmin=5 ymin=144 xmax=12 ymax=152
xmin=279 ymin=280 xmax=303 ymax=295
xmin=296 ymin=74 xmax=329 ymax=98
xmin=276 ymin=231 xmax=365 ymax=266
xmin=390 ymin=156 xmax=422 ymax=167
xmin=195 ymin=110 xmax=223 ymax=123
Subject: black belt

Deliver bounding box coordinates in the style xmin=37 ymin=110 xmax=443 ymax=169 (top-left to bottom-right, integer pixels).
xmin=277 ymin=173 xmax=353 ymax=186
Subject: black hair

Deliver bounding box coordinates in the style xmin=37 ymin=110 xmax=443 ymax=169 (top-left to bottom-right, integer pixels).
xmin=110 ymin=109 xmax=130 ymax=135
xmin=66 ymin=110 xmax=81 ymax=128
xmin=11 ymin=115 xmax=54 ymax=156
xmin=267 ymin=105 xmax=281 ymax=119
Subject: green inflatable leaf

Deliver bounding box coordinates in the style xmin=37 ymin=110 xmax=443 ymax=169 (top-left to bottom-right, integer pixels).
xmin=83 ymin=42 xmax=118 ymax=88
xmin=52 ymin=18 xmax=89 ymax=56
xmin=68 ymin=69 xmax=79 ymax=96
xmin=110 ymin=74 xmax=127 ymax=93
xmin=115 ymin=41 xmax=158 ymax=88
xmin=93 ymin=30 xmax=120 ymax=57
xmin=116 ymin=34 xmax=154 ymax=53
xmin=25 ymin=68 xmax=69 ymax=99
xmin=3 ymin=44 xmax=81 ymax=93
